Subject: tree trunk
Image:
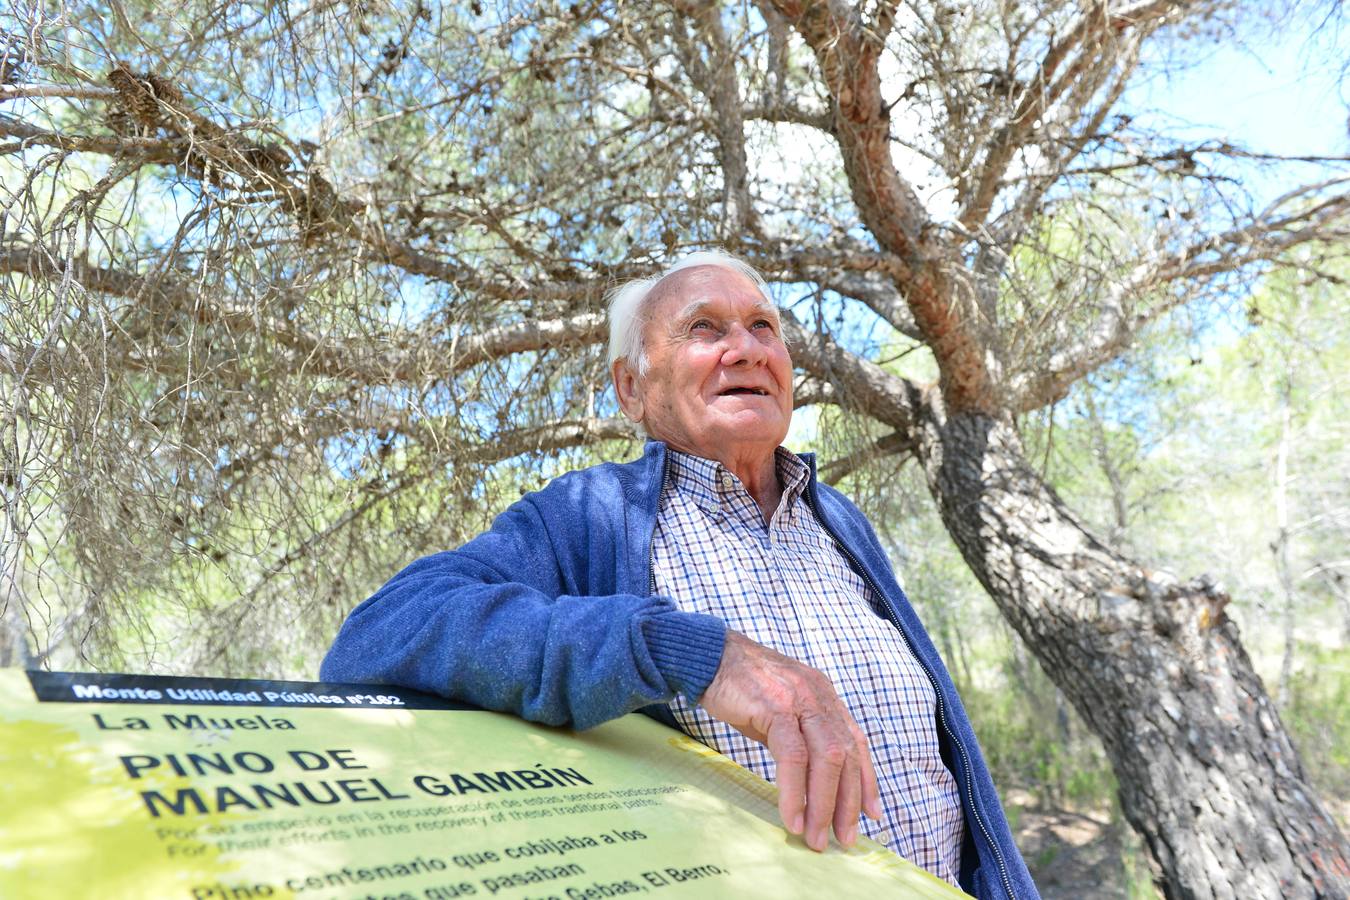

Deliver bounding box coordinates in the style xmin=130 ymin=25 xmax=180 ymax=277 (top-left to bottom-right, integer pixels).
xmin=914 ymin=404 xmax=1350 ymax=899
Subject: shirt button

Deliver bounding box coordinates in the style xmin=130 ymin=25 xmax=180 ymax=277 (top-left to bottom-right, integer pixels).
xmin=877 ymin=829 xmax=893 ymax=846
xmin=720 ymin=474 xmax=734 ymax=489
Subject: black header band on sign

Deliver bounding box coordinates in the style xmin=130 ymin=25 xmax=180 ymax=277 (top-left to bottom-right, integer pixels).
xmin=26 ymin=670 xmax=476 ymax=711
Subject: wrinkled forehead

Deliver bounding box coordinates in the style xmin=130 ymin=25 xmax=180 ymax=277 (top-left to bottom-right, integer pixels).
xmin=643 ymin=265 xmax=778 ymax=325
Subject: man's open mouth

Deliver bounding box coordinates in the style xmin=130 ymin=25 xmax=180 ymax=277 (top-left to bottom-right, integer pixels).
xmin=719 ymin=387 xmax=768 ymax=396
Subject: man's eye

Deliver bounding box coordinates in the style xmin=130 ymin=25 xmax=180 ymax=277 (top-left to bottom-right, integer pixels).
xmin=690 ymin=320 xmax=714 ymax=332
xmin=753 ymin=319 xmax=775 ymax=331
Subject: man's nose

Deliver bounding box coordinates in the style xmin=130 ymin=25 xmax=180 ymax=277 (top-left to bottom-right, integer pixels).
xmin=719 ymin=323 xmax=767 ymax=366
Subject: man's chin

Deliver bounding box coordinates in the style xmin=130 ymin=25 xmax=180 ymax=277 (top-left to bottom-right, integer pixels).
xmin=705 ymin=416 xmax=789 ymax=450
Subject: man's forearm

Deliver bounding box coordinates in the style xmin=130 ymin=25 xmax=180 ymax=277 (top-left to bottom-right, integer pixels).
xmin=321 ymin=537 xmax=725 ymax=728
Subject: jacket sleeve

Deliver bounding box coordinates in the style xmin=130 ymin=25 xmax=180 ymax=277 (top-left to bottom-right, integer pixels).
xmin=318 ymin=495 xmax=726 ymax=730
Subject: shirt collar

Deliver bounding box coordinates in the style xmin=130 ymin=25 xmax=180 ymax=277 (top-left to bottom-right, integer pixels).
xmin=665 ymin=447 xmax=811 ymax=518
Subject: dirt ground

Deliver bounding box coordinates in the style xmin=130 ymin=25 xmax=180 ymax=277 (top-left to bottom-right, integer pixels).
xmin=1013 ymin=793 xmax=1350 ymax=898
xmin=1009 ymin=792 xmax=1144 ymax=899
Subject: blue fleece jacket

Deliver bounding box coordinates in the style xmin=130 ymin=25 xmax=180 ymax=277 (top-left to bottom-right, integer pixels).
xmin=321 ymin=442 xmax=1038 ymax=900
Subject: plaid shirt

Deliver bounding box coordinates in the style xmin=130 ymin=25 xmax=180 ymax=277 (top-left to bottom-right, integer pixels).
xmin=654 ymin=448 xmax=964 ymax=885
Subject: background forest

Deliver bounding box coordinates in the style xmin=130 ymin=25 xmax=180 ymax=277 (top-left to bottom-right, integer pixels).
xmin=1 ymin=0 xmax=1347 ymax=896
xmin=885 ymin=264 xmax=1350 ymax=893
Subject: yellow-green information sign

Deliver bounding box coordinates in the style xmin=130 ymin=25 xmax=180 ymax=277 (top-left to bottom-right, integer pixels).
xmin=0 ymin=670 xmax=963 ymax=899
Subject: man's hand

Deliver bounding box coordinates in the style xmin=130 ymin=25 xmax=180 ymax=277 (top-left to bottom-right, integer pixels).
xmin=698 ymin=630 xmax=882 ymax=852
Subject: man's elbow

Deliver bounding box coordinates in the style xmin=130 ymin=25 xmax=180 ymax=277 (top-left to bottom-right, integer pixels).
xmin=318 ymin=628 xmax=387 ymax=685
xmin=317 ymin=646 xmax=359 ymax=684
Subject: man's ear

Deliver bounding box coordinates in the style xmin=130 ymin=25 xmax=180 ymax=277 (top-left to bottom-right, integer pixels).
xmin=612 ymin=358 xmax=645 ymax=424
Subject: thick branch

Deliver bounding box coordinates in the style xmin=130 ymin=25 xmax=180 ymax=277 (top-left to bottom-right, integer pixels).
xmin=746 ymin=242 xmax=921 ymax=337
xmin=0 ymin=85 xmax=118 ymax=102
xmin=0 ymin=244 xmax=609 ymax=384
xmin=757 ymin=0 xmax=927 ymax=268
xmin=446 ymin=314 xmax=608 ymax=377
xmin=742 ymin=101 xmax=832 ymax=132
xmin=814 ymin=269 xmax=921 ymax=339
xmin=792 ymin=373 xmax=841 ymax=408
xmin=782 ymin=309 xmax=919 ymax=433
xmin=819 ymin=430 xmax=911 ymax=485
xmin=0 ymin=114 xmax=184 ymax=161
xmin=462 ymin=417 xmax=637 ymax=462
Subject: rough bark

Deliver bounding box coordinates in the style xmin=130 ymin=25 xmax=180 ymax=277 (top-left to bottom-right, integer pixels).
xmin=912 ymin=401 xmax=1350 ymax=899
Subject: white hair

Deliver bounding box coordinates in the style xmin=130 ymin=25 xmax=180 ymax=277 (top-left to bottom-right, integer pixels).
xmin=605 ymin=250 xmax=771 ymax=376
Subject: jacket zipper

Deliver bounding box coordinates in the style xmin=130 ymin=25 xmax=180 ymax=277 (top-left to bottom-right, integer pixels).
xmin=647 ymin=452 xmax=673 ymax=598
xmin=804 ymin=483 xmax=1018 ymax=900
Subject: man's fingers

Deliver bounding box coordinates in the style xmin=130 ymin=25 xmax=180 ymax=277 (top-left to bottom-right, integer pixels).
xmin=850 ymin=719 xmax=883 ymax=822
xmin=766 ymin=716 xmax=808 ymax=835
xmin=800 ymin=711 xmax=849 ymax=852
xmin=832 ymin=751 xmax=862 ymax=847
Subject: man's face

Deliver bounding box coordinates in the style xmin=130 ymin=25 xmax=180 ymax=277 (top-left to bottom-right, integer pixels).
xmin=613 ymin=266 xmax=793 ymax=462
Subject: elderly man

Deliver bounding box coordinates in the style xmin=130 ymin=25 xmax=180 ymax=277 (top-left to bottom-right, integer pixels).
xmin=321 ymin=251 xmax=1037 ymax=899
